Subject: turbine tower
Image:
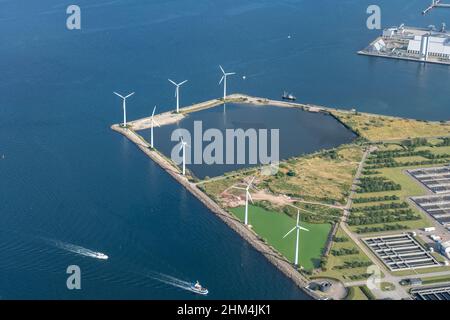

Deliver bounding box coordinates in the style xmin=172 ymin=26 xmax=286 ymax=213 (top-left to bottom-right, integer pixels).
xmin=283 ymin=211 xmax=309 ymax=266
xmin=233 ymin=177 xmax=256 ymax=226
xmin=168 ymin=79 xmax=188 ymax=113
xmin=219 ymin=65 xmax=236 ymax=100
xmin=150 ymin=106 xmax=160 ymax=148
xmin=113 ymin=91 xmax=135 ymax=127
xmin=179 ymin=137 xmax=190 ymax=176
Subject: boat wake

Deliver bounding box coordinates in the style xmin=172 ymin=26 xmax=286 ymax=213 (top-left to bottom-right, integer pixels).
xmin=46 ymin=239 xmax=108 ymax=260
xmin=146 ymin=271 xmax=200 ymax=294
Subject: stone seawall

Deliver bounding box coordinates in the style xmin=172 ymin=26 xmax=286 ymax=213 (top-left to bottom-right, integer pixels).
xmin=111 ymin=124 xmax=320 ymax=300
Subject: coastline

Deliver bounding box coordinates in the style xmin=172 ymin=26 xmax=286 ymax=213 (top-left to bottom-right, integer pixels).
xmin=111 ymin=124 xmax=320 ymax=300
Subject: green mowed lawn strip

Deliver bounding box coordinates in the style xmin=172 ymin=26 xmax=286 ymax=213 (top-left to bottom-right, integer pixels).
xmin=416 ymin=145 xmax=450 ymax=155
xmin=346 ymin=286 xmax=369 ymax=300
xmin=229 ymin=205 xmax=331 ymax=270
xmin=395 ymin=156 xmax=429 ymax=163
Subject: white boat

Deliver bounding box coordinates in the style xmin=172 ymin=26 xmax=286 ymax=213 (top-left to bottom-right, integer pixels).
xmin=92 ymin=252 xmax=109 ymax=260
xmin=190 ymin=281 xmax=208 ymax=295
xmin=282 ymin=91 xmax=296 ymax=101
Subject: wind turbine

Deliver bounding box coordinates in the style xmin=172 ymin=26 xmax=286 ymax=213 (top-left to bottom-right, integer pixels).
xmin=149 ymin=106 xmax=160 ymax=148
xmin=233 ymin=177 xmax=256 ymax=226
xmin=219 ymin=65 xmax=235 ymax=100
xmin=283 ymin=211 xmax=309 ymax=267
xmin=168 ymin=79 xmax=188 ymax=113
xmin=113 ymin=91 xmax=135 ymax=127
xmin=179 ymin=137 xmax=190 ymax=176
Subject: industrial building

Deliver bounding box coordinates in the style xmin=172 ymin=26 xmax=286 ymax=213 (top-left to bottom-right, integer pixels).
xmin=407 ymin=34 xmax=450 ymax=60
xmin=410 ymin=194 xmax=450 ymax=228
xmin=411 ymin=285 xmax=450 ymax=300
xmin=439 ymin=241 xmax=450 ymax=259
xmin=363 ymin=234 xmax=440 ymax=271
xmin=407 ymin=166 xmax=450 ymax=194
xmin=359 ymin=25 xmax=450 ymax=65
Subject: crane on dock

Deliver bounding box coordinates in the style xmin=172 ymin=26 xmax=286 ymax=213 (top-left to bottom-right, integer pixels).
xmin=423 ymin=0 xmax=450 ymax=15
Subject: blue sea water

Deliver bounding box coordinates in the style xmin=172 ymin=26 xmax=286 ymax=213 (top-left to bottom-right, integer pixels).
xmin=0 ymin=0 xmax=449 ymax=299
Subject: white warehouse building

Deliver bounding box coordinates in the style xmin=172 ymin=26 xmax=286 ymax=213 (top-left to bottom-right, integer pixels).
xmin=407 ymin=34 xmax=450 ymax=60
xmin=439 ymin=241 xmax=450 ymax=259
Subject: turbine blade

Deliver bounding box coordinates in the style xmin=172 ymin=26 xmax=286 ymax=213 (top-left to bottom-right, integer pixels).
xmin=226 ymin=72 xmax=236 ymax=76
xmin=168 ymin=79 xmax=177 ymax=86
xmin=152 ymin=106 xmax=156 ymax=117
xmin=232 ymin=186 xmax=246 ymax=190
xmin=113 ymin=92 xmax=124 ymax=99
xmin=179 ymin=80 xmax=188 ymax=86
xmin=249 ymin=176 xmax=256 ymax=186
xmin=219 ymin=65 xmax=225 ymax=74
xmin=283 ymin=227 xmax=296 ymax=239
xmin=153 ymin=120 xmax=161 ymax=127
xmin=219 ymin=76 xmax=224 ymax=85
xmin=125 ymin=92 xmax=135 ymax=99
xmin=299 ymin=226 xmax=309 ymax=232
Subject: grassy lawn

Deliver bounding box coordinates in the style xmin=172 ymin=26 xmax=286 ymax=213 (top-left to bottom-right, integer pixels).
xmin=200 ymin=145 xmax=364 ymax=206
xmin=416 ymin=145 xmax=450 ymax=155
xmin=422 ymin=275 xmax=450 ymax=285
xmin=331 ymin=111 xmax=450 ymax=141
xmin=229 ymin=205 xmax=331 ymax=270
xmin=315 ymin=227 xmax=374 ymax=282
xmin=392 ymin=265 xmax=450 ymax=277
xmin=395 ymin=156 xmax=429 ymax=163
xmin=346 ymin=286 xmax=369 ymax=300
xmin=259 ymin=146 xmax=363 ymax=205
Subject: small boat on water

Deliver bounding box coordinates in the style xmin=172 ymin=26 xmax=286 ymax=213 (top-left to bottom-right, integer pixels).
xmin=282 ymin=91 xmax=296 ymax=101
xmin=190 ymin=281 xmax=209 ymax=295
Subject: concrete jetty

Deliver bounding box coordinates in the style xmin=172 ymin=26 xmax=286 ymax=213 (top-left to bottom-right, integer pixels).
xmin=128 ymin=93 xmax=330 ymax=133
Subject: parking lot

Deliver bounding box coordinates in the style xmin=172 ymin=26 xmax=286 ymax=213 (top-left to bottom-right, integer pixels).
xmin=363 ymin=234 xmax=440 ymax=271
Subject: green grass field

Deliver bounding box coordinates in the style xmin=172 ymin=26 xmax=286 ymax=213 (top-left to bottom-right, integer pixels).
xmin=229 ymin=205 xmax=331 ymax=270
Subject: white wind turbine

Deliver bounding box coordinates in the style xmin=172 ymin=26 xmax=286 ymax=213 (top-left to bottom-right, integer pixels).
xmin=283 ymin=211 xmax=309 ymax=267
xmin=179 ymin=137 xmax=190 ymax=176
xmin=168 ymin=79 xmax=188 ymax=113
xmin=219 ymin=65 xmax=235 ymax=100
xmin=113 ymin=91 xmax=135 ymax=127
xmin=233 ymin=177 xmax=256 ymax=226
xmin=149 ymin=106 xmax=160 ymax=148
